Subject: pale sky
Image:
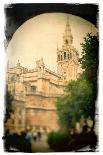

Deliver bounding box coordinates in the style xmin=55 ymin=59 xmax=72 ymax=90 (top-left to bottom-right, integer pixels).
xmin=7 ymin=13 xmax=97 ymax=72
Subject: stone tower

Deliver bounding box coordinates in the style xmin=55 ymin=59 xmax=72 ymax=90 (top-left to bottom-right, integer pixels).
xmin=57 ymin=18 xmax=79 ymax=81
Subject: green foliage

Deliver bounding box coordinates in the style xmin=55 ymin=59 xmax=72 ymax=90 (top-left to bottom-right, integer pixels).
xmin=79 ymin=33 xmax=98 ymax=120
xmin=4 ymin=90 xmax=13 ymax=122
xmin=79 ymin=33 xmax=98 ymax=85
xmin=47 ymin=131 xmax=71 ymax=151
xmin=56 ymin=78 xmax=94 ymax=128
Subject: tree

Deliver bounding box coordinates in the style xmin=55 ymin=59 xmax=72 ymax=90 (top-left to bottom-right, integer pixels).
xmin=56 ymin=78 xmax=93 ymax=129
xmin=79 ymin=33 xmax=99 ymax=123
xmin=4 ymin=90 xmax=13 ymax=122
xmin=79 ymin=33 xmax=98 ymax=87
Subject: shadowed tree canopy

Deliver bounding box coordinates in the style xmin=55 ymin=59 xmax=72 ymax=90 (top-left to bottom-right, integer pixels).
xmin=79 ymin=33 xmax=99 ymax=86
xmin=79 ymin=33 xmax=99 ymax=116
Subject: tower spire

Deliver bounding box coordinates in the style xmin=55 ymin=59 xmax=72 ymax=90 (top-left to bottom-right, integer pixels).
xmin=63 ymin=17 xmax=73 ymax=48
xmin=57 ymin=16 xmax=79 ymax=81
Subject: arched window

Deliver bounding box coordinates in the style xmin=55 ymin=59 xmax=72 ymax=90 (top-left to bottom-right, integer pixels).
xmin=64 ymin=52 xmax=66 ymax=59
xmin=61 ymin=55 xmax=62 ymax=61
xmin=64 ymin=72 xmax=66 ymax=80
xmin=70 ymin=53 xmax=72 ymax=59
xmin=11 ymin=75 xmax=17 ymax=81
xmin=67 ymin=53 xmax=69 ymax=59
xmin=31 ymin=86 xmax=36 ymax=92
xmin=58 ymin=54 xmax=60 ymax=61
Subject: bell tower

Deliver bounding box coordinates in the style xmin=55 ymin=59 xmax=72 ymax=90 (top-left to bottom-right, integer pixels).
xmin=57 ymin=18 xmax=79 ymax=81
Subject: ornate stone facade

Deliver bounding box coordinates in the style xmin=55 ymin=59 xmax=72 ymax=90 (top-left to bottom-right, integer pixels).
xmin=5 ymin=19 xmax=80 ymax=133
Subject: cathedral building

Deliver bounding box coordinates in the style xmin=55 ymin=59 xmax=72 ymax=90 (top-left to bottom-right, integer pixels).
xmin=5 ymin=19 xmax=80 ymax=133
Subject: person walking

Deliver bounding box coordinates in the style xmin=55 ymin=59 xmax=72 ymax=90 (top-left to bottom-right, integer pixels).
xmin=33 ymin=131 xmax=37 ymax=141
xmin=37 ymin=131 xmax=42 ymax=141
xmin=25 ymin=130 xmax=32 ymax=152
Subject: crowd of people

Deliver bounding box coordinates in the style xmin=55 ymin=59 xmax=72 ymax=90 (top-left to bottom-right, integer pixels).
xmin=3 ymin=128 xmax=43 ymax=152
xmin=3 ymin=122 xmax=98 ymax=152
xmin=68 ymin=124 xmax=98 ymax=151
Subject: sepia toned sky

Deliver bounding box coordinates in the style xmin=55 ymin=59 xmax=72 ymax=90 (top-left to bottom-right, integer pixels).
xmin=7 ymin=13 xmax=97 ymax=72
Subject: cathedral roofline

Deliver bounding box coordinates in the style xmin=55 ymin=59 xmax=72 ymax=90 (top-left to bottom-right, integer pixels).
xmin=45 ymin=68 xmax=62 ymax=78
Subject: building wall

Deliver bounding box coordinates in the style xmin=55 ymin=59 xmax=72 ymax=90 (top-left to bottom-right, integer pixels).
xmin=25 ymin=94 xmax=59 ymax=131
xmin=26 ymin=109 xmax=58 ymax=131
